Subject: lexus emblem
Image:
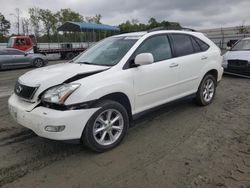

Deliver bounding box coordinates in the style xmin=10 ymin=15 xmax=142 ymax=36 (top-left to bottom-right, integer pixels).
xmin=16 ymin=85 xmax=23 ymax=94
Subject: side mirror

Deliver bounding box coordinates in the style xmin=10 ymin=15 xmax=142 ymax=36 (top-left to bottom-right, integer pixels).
xmin=24 ymin=52 xmax=28 ymax=56
xmin=134 ymin=53 xmax=154 ymax=66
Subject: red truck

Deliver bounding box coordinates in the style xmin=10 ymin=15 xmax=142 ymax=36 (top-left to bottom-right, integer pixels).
xmin=7 ymin=35 xmax=87 ymax=59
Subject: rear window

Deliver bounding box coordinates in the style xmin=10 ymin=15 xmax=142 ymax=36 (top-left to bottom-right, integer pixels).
xmin=194 ymin=37 xmax=209 ymax=51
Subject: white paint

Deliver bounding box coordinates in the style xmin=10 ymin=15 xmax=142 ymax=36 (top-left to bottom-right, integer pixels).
xmin=8 ymin=30 xmax=224 ymax=141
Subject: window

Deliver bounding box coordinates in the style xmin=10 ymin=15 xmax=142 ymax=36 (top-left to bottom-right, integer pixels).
xmin=15 ymin=38 xmax=26 ymax=46
xmin=74 ymin=36 xmax=138 ymax=66
xmin=194 ymin=37 xmax=209 ymax=51
xmin=135 ymin=35 xmax=172 ymax=62
xmin=0 ymin=51 xmax=7 ymax=55
xmin=171 ymin=34 xmax=194 ymax=57
xmin=7 ymin=50 xmax=24 ymax=55
xmin=190 ymin=37 xmax=202 ymax=53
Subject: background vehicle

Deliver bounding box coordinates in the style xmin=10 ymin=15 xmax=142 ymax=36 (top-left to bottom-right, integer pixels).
xmin=0 ymin=49 xmax=48 ymax=70
xmin=7 ymin=22 xmax=120 ymax=60
xmin=7 ymin=35 xmax=86 ymax=60
xmin=223 ymin=37 xmax=250 ymax=76
xmin=8 ymin=28 xmax=223 ymax=152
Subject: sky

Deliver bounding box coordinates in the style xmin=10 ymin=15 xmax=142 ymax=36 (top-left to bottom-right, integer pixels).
xmin=1 ymin=0 xmax=250 ymax=33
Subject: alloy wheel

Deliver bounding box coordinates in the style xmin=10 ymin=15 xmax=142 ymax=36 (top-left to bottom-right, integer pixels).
xmin=93 ymin=109 xmax=124 ymax=146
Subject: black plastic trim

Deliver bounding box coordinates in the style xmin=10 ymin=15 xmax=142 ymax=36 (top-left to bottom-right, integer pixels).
xmin=41 ymin=100 xmax=97 ymax=111
xmin=64 ymin=70 xmax=107 ymax=83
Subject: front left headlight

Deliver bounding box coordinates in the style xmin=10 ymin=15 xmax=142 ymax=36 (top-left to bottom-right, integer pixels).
xmin=42 ymin=83 xmax=80 ymax=104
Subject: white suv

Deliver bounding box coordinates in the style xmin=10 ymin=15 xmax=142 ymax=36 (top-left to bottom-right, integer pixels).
xmin=8 ymin=29 xmax=223 ymax=152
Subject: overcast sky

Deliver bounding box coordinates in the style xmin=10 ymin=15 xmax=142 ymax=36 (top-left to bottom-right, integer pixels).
xmin=1 ymin=0 xmax=250 ymax=33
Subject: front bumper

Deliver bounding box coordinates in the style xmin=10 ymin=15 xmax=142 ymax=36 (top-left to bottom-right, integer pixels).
xmin=223 ymin=60 xmax=250 ymax=76
xmin=8 ymin=94 xmax=99 ymax=140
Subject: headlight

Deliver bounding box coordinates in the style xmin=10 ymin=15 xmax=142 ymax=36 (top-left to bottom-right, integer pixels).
xmin=42 ymin=83 xmax=80 ymax=104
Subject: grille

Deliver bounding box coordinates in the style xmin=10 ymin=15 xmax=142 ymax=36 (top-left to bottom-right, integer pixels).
xmin=228 ymin=60 xmax=248 ymax=70
xmin=14 ymin=81 xmax=38 ymax=100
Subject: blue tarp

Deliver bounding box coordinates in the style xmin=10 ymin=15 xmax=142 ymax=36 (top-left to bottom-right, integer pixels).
xmin=57 ymin=21 xmax=120 ymax=32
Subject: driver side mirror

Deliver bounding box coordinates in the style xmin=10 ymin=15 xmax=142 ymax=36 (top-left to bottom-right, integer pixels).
xmin=134 ymin=53 xmax=154 ymax=66
xmin=24 ymin=52 xmax=28 ymax=56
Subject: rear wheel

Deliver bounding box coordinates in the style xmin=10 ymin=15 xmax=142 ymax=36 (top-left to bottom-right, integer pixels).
xmin=196 ymin=74 xmax=217 ymax=106
xmin=33 ymin=58 xmax=44 ymax=68
xmin=82 ymin=100 xmax=129 ymax=152
xmin=65 ymin=52 xmax=75 ymax=60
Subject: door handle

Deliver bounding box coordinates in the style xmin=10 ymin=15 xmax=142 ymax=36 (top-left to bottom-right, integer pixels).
xmin=201 ymin=56 xmax=208 ymax=60
xmin=169 ymin=63 xmax=179 ymax=68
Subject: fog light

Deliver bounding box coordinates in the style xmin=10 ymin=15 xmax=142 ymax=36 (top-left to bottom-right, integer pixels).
xmin=45 ymin=125 xmax=65 ymax=132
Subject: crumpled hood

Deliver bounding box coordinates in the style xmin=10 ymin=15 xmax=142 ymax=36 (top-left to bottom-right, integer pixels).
xmin=18 ymin=63 xmax=109 ymax=102
xmin=224 ymin=50 xmax=250 ymax=62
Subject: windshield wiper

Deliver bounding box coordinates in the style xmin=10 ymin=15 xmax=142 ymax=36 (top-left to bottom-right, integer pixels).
xmin=76 ymin=61 xmax=93 ymax=65
xmin=76 ymin=61 xmax=112 ymax=66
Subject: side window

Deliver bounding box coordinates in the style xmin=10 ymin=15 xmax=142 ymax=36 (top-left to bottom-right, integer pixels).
xmin=190 ymin=37 xmax=202 ymax=53
xmin=135 ymin=35 xmax=172 ymax=62
xmin=171 ymin=34 xmax=194 ymax=57
xmin=0 ymin=51 xmax=6 ymax=55
xmin=7 ymin=50 xmax=24 ymax=55
xmin=194 ymin=37 xmax=209 ymax=51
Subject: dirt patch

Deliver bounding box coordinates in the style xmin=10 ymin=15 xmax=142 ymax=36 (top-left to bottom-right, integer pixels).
xmin=0 ymin=65 xmax=249 ymax=187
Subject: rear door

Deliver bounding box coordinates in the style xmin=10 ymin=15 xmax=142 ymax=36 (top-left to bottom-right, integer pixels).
xmin=169 ymin=33 xmax=209 ymax=96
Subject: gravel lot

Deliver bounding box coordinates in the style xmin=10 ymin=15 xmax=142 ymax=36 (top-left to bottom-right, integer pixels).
xmin=0 ymin=61 xmax=249 ymax=188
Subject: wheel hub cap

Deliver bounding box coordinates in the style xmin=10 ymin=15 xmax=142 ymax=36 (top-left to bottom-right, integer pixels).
xmin=93 ymin=109 xmax=124 ymax=146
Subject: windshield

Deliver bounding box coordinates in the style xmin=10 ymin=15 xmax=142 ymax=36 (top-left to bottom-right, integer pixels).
xmin=73 ymin=36 xmax=138 ymax=66
xmin=231 ymin=39 xmax=250 ymax=51
xmin=7 ymin=38 xmax=14 ymax=48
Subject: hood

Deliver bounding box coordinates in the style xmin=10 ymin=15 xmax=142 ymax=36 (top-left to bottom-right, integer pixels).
xmin=224 ymin=50 xmax=250 ymax=61
xmin=19 ymin=62 xmax=109 ymax=102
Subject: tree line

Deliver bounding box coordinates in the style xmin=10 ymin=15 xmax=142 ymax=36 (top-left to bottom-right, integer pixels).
xmin=0 ymin=8 xmax=181 ymax=43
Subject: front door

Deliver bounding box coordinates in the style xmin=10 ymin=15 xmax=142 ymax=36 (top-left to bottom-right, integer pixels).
xmin=130 ymin=35 xmax=179 ymax=113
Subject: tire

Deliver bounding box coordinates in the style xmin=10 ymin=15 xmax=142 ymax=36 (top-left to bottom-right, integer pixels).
xmin=65 ymin=52 xmax=75 ymax=60
xmin=196 ymin=74 xmax=217 ymax=106
xmin=82 ymin=100 xmax=129 ymax=152
xmin=33 ymin=58 xmax=44 ymax=68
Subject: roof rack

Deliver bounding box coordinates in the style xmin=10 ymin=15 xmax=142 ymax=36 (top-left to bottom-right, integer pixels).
xmin=148 ymin=26 xmax=196 ymax=33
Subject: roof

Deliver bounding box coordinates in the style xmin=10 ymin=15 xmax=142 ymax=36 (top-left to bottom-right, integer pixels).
xmin=116 ymin=31 xmax=147 ymax=37
xmin=57 ymin=21 xmax=120 ymax=32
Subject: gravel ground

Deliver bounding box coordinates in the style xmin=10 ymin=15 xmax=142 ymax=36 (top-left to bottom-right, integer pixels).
xmin=0 ymin=62 xmax=249 ymax=188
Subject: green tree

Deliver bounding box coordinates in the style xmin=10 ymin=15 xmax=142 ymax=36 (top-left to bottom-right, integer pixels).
xmin=0 ymin=13 xmax=11 ymax=35
xmin=148 ymin=17 xmax=159 ymax=29
xmin=38 ymin=9 xmax=57 ymax=41
xmin=86 ymin=14 xmax=102 ymax=24
xmin=56 ymin=8 xmax=84 ymax=25
xmin=119 ymin=18 xmax=181 ymax=33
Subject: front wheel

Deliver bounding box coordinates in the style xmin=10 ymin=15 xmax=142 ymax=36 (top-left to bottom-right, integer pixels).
xmin=196 ymin=74 xmax=217 ymax=106
xmin=82 ymin=100 xmax=129 ymax=152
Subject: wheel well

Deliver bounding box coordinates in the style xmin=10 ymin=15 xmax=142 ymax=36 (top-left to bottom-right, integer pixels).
xmin=206 ymin=69 xmax=218 ymax=81
xmin=99 ymin=92 xmax=132 ymax=123
xmin=33 ymin=58 xmax=43 ymax=64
